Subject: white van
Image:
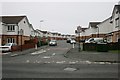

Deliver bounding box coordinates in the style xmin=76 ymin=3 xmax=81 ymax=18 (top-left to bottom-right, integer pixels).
xmin=85 ymin=38 xmax=106 ymax=43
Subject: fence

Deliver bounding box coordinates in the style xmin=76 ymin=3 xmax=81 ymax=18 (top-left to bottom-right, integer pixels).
xmin=83 ymin=42 xmax=119 ymax=51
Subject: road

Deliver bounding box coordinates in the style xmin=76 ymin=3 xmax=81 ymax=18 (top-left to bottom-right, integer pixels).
xmin=2 ymin=40 xmax=119 ymax=78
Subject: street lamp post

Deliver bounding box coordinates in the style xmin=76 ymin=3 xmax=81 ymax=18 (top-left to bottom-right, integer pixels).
xmin=40 ymin=20 xmax=44 ymax=30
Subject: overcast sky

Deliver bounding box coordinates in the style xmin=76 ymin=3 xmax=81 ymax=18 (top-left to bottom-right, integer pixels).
xmin=1 ymin=1 xmax=120 ymax=35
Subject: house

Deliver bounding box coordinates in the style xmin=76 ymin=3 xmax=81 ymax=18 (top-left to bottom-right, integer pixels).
xmin=40 ymin=30 xmax=48 ymax=38
xmin=51 ymin=32 xmax=58 ymax=40
xmin=84 ymin=22 xmax=101 ymax=39
xmin=97 ymin=17 xmax=113 ymax=42
xmin=109 ymin=5 xmax=120 ymax=42
xmin=61 ymin=34 xmax=67 ymax=40
xmin=35 ymin=29 xmax=44 ymax=37
xmin=34 ymin=30 xmax=40 ymax=37
xmin=0 ymin=16 xmax=32 ymax=45
xmin=57 ymin=33 xmax=62 ymax=40
xmin=0 ymin=22 xmax=2 ymax=45
xmin=80 ymin=28 xmax=88 ymax=40
xmin=29 ymin=24 xmax=35 ymax=39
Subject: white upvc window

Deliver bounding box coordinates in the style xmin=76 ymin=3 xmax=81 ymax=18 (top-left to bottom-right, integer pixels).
xmin=7 ymin=38 xmax=15 ymax=43
xmin=115 ymin=18 xmax=119 ymax=28
xmin=7 ymin=25 xmax=15 ymax=31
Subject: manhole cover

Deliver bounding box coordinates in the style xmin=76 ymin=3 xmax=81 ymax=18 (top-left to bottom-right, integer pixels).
xmin=64 ymin=67 xmax=77 ymax=71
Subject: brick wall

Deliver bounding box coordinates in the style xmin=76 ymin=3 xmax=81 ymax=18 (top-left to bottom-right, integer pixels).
xmin=11 ymin=43 xmax=35 ymax=52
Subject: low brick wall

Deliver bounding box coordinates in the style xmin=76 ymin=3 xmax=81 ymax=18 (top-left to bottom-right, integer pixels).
xmin=108 ymin=42 xmax=119 ymax=50
xmin=11 ymin=43 xmax=35 ymax=52
xmin=83 ymin=43 xmax=97 ymax=51
xmin=83 ymin=42 xmax=119 ymax=51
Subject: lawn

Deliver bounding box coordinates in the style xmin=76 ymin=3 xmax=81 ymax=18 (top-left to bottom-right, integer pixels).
xmin=109 ymin=50 xmax=120 ymax=53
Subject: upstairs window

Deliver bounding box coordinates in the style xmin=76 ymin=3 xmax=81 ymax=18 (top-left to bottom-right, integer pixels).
xmin=116 ymin=10 xmax=118 ymax=14
xmin=7 ymin=25 xmax=15 ymax=31
xmin=115 ymin=18 xmax=119 ymax=28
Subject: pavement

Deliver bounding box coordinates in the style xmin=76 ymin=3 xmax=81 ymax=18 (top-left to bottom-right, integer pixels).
xmin=64 ymin=43 xmax=119 ymax=63
xmin=2 ymin=45 xmax=48 ymax=57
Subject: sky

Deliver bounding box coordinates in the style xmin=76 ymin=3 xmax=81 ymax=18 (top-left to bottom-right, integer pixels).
xmin=0 ymin=0 xmax=120 ymax=35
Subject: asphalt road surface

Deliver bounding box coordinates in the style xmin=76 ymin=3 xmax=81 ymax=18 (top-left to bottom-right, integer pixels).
xmin=2 ymin=40 xmax=119 ymax=78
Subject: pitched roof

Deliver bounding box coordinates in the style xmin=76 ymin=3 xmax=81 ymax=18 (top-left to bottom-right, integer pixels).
xmin=89 ymin=22 xmax=101 ymax=28
xmin=0 ymin=16 xmax=26 ymax=24
xmin=111 ymin=5 xmax=120 ymax=16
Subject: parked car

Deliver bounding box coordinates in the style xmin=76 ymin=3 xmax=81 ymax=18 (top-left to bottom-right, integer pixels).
xmin=85 ymin=38 xmax=106 ymax=43
xmin=80 ymin=39 xmax=85 ymax=43
xmin=70 ymin=39 xmax=76 ymax=44
xmin=0 ymin=43 xmax=17 ymax=52
xmin=66 ymin=38 xmax=71 ymax=43
xmin=49 ymin=40 xmax=57 ymax=46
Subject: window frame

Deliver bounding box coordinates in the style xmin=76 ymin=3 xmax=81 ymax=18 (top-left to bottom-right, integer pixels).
xmin=7 ymin=25 xmax=15 ymax=32
xmin=7 ymin=38 xmax=15 ymax=43
xmin=115 ymin=18 xmax=119 ymax=28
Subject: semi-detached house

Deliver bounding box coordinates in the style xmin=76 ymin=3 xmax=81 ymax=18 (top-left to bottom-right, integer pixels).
xmin=79 ymin=4 xmax=120 ymax=43
xmin=110 ymin=5 xmax=120 ymax=42
xmin=80 ymin=22 xmax=101 ymax=40
xmin=0 ymin=16 xmax=33 ymax=45
xmin=97 ymin=17 xmax=113 ymax=42
xmin=97 ymin=5 xmax=120 ymax=42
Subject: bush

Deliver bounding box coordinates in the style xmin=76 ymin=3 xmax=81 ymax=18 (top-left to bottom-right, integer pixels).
xmin=83 ymin=43 xmax=97 ymax=51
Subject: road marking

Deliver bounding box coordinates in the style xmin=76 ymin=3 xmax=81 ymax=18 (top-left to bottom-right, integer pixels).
xmin=44 ymin=61 xmax=51 ymax=63
xmin=31 ymin=50 xmax=46 ymax=55
xmin=56 ymin=61 xmax=65 ymax=64
xmin=26 ymin=60 xmax=30 ymax=63
xmin=69 ymin=61 xmax=77 ymax=64
xmin=85 ymin=60 xmax=92 ymax=64
xmin=3 ymin=52 xmax=11 ymax=55
xmin=11 ymin=54 xmax=18 ymax=57
xmin=64 ymin=67 xmax=77 ymax=71
xmin=47 ymin=49 xmax=50 ymax=50
xmin=42 ymin=56 xmax=51 ymax=59
xmin=51 ymin=48 xmax=68 ymax=50
xmin=99 ymin=62 xmax=105 ymax=64
xmin=52 ymin=53 xmax=56 ymax=56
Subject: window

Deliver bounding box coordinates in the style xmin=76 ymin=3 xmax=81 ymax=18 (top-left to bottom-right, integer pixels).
xmin=7 ymin=38 xmax=15 ymax=43
xmin=7 ymin=25 xmax=15 ymax=31
xmin=115 ymin=18 xmax=119 ymax=27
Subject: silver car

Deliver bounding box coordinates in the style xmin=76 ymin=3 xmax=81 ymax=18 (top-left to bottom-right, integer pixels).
xmin=49 ymin=40 xmax=57 ymax=46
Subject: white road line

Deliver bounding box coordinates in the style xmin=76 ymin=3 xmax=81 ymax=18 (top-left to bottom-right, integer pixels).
xmin=56 ymin=61 xmax=65 ymax=64
xmin=31 ymin=50 xmax=46 ymax=55
xmin=42 ymin=56 xmax=51 ymax=59
xmin=2 ymin=52 xmax=11 ymax=55
xmin=69 ymin=61 xmax=76 ymax=64
xmin=11 ymin=54 xmax=18 ymax=57
xmin=26 ymin=60 xmax=30 ymax=63
xmin=64 ymin=67 xmax=77 ymax=71
xmin=52 ymin=53 xmax=56 ymax=56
